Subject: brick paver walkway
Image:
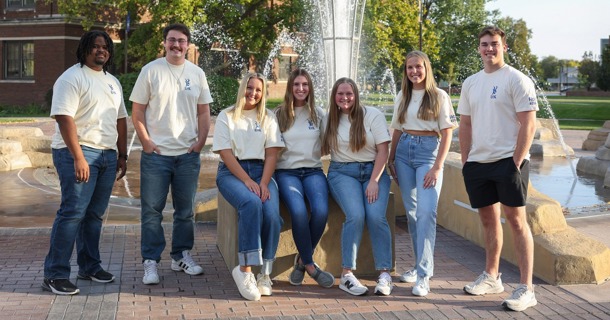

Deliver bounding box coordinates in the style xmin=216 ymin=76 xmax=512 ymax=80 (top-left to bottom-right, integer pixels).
xmin=1 ymin=219 xmax=609 ymax=319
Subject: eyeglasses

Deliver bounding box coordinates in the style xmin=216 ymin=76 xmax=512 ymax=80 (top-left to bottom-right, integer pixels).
xmin=166 ymin=38 xmax=188 ymax=45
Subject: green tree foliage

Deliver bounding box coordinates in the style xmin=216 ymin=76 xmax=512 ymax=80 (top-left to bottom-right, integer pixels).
xmin=360 ymin=0 xmax=429 ymax=90
xmin=578 ymin=51 xmax=599 ymax=90
xmin=197 ymin=0 xmax=307 ymax=74
xmin=424 ymin=0 xmax=490 ymax=83
xmin=598 ymin=46 xmax=610 ymax=91
xmin=494 ymin=17 xmax=536 ymax=75
xmin=540 ymin=56 xmax=560 ymax=80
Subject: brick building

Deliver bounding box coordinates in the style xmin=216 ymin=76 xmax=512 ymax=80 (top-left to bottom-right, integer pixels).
xmin=1 ymin=1 xmax=295 ymax=108
xmin=0 ymin=1 xmax=127 ymax=107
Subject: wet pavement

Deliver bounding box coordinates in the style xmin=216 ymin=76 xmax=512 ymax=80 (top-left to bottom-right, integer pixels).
xmin=0 ymin=120 xmax=609 ymax=319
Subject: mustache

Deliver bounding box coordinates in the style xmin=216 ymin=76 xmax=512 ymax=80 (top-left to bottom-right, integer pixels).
xmin=170 ymin=46 xmax=182 ymax=51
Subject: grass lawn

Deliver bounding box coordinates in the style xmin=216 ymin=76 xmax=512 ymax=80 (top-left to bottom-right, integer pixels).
xmin=539 ymin=96 xmax=610 ymax=130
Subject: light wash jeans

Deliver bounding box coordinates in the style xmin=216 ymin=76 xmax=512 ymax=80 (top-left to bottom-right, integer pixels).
xmin=327 ymin=161 xmax=392 ymax=270
xmin=275 ymin=167 xmax=328 ymax=266
xmin=44 ymin=146 xmax=117 ymax=279
xmin=216 ymin=160 xmax=283 ymax=270
xmin=140 ymin=151 xmax=200 ymax=262
xmin=394 ymin=133 xmax=442 ymax=278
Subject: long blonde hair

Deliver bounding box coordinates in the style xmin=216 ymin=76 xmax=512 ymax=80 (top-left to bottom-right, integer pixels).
xmin=396 ymin=51 xmax=440 ymax=124
xmin=322 ymin=78 xmax=366 ymax=154
xmin=276 ymin=68 xmax=318 ymax=132
xmin=230 ymin=72 xmax=268 ymax=123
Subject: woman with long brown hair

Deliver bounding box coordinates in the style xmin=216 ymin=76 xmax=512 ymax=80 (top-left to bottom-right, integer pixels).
xmin=322 ymin=78 xmax=393 ymax=296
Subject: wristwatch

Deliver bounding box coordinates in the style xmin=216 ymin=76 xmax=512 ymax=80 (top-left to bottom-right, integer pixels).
xmin=118 ymin=154 xmax=128 ymax=161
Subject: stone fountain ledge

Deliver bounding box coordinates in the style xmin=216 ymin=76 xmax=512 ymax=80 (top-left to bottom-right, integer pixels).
xmin=577 ymin=120 xmax=610 ymax=188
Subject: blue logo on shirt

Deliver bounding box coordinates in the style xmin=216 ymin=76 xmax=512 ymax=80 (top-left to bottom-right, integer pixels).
xmin=185 ymin=79 xmax=191 ymax=91
xmin=307 ymin=119 xmax=315 ymax=130
xmin=528 ymin=97 xmax=537 ymax=106
xmin=490 ymin=86 xmax=498 ymax=99
xmin=108 ymin=84 xmax=116 ymax=95
xmin=254 ymin=121 xmax=261 ymax=132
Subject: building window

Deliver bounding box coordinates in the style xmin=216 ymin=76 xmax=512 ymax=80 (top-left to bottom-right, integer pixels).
xmin=6 ymin=0 xmax=36 ymax=8
xmin=3 ymin=41 xmax=34 ymax=79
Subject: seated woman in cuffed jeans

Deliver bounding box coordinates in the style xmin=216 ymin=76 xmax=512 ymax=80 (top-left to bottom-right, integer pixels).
xmin=213 ymin=73 xmax=284 ymax=301
xmin=321 ymin=78 xmax=393 ymax=296
xmin=274 ymin=68 xmax=334 ymax=288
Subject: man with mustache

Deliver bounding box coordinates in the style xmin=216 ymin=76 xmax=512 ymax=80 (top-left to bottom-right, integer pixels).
xmin=43 ymin=30 xmax=128 ymax=295
xmin=130 ymin=23 xmax=213 ymax=285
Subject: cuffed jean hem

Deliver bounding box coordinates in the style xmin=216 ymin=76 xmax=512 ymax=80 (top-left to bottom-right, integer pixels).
xmin=261 ymin=259 xmax=274 ymax=275
xmin=238 ymin=249 xmax=263 ymax=267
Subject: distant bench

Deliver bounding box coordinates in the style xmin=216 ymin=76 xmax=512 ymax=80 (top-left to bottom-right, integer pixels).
xmin=216 ymin=192 xmax=396 ymax=280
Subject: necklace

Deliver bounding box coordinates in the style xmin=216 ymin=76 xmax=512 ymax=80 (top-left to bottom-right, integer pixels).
xmin=166 ymin=59 xmax=186 ymax=85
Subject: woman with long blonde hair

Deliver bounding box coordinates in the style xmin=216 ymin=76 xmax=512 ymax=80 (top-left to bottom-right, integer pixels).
xmin=322 ymin=78 xmax=393 ymax=296
xmin=275 ymin=69 xmax=334 ymax=288
xmin=387 ymin=51 xmax=457 ymax=297
xmin=213 ymin=72 xmax=285 ymax=301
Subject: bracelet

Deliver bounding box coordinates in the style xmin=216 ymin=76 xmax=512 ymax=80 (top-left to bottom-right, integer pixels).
xmin=118 ymin=154 xmax=128 ymax=161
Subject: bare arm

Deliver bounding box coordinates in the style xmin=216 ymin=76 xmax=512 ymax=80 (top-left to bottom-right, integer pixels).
xmin=387 ymin=129 xmax=402 ymax=184
xmin=55 ymin=115 xmax=89 ymax=183
xmin=513 ymin=110 xmax=537 ymax=169
xmin=458 ymin=115 xmax=472 ymax=165
xmin=424 ymin=127 xmax=453 ymax=189
xmin=116 ymin=117 xmax=128 ymax=180
xmin=365 ymin=141 xmax=389 ymax=204
xmin=189 ymin=103 xmax=211 ymax=153
xmin=131 ymin=102 xmax=160 ymax=154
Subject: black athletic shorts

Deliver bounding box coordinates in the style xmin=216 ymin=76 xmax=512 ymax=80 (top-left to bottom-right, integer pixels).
xmin=462 ymin=157 xmax=529 ymax=208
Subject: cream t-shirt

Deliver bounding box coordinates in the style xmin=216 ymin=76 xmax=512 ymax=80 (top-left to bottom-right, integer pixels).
xmin=457 ymin=64 xmax=539 ymax=163
xmin=276 ymin=106 xmax=325 ymax=169
xmin=129 ymin=58 xmax=213 ymax=156
xmin=212 ymin=107 xmax=284 ymax=160
xmin=50 ymin=64 xmax=128 ymax=150
xmin=324 ymin=106 xmax=391 ymax=163
xmin=390 ymin=88 xmax=458 ymax=133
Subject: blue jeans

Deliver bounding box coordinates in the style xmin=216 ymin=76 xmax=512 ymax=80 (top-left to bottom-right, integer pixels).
xmin=394 ymin=133 xmax=442 ymax=278
xmin=216 ymin=160 xmax=283 ymax=268
xmin=44 ymin=146 xmax=117 ymax=279
xmin=327 ymin=161 xmax=392 ymax=270
xmin=140 ymin=151 xmax=200 ymax=262
xmin=275 ymin=168 xmax=328 ymax=266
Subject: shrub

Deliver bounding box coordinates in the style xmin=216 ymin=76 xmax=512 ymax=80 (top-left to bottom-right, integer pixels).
xmin=207 ymin=74 xmax=239 ymax=115
xmin=117 ymin=72 xmax=140 ymax=113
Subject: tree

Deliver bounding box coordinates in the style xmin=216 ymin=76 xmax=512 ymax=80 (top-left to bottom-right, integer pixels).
xmin=578 ymin=51 xmax=599 ymax=90
xmin=539 ymin=56 xmax=560 ymax=81
xmin=422 ymin=0 xmax=491 ymax=84
xmin=494 ymin=17 xmax=536 ymax=76
xmin=360 ymin=0 xmax=428 ymax=90
xmin=598 ymin=46 xmax=610 ymax=91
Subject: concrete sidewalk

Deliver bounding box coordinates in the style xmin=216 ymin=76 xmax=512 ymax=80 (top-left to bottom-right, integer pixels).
xmin=0 ymin=220 xmax=609 ymax=319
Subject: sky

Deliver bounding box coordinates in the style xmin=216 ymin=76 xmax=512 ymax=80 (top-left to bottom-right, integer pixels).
xmin=486 ymin=0 xmax=610 ymax=61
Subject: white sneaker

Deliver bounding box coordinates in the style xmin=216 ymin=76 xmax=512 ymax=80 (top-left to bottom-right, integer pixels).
xmin=257 ymin=274 xmax=273 ymax=296
xmin=231 ymin=266 xmax=260 ymax=301
xmin=171 ymin=250 xmax=203 ymax=275
xmin=502 ymin=284 xmax=537 ymax=311
xmin=142 ymin=259 xmax=160 ymax=285
xmin=339 ymin=272 xmax=368 ymax=296
xmin=412 ymin=276 xmax=430 ymax=296
xmin=374 ymin=272 xmax=393 ymax=296
xmin=464 ymin=271 xmax=504 ymax=295
xmin=399 ymin=269 xmax=417 ymax=283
